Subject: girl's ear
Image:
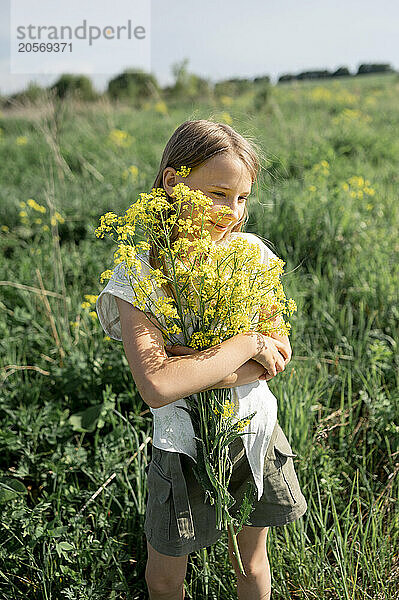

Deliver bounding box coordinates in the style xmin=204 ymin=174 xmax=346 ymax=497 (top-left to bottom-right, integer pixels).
xmin=163 ymin=167 xmax=177 ymax=195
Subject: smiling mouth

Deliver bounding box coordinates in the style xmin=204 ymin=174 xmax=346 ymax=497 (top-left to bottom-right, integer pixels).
xmin=209 ymin=220 xmax=232 ymax=230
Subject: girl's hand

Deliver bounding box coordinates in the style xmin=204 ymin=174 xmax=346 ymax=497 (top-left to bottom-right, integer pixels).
xmin=252 ymin=334 xmax=287 ymax=378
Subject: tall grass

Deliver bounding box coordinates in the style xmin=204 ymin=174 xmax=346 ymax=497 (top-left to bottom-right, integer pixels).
xmin=0 ymin=74 xmax=398 ymax=598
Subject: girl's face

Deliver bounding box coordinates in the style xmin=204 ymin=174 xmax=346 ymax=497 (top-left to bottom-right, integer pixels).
xmin=163 ymin=151 xmax=252 ymax=244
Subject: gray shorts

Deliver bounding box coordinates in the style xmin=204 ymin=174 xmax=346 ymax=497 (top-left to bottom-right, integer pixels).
xmin=144 ymin=420 xmax=307 ymax=556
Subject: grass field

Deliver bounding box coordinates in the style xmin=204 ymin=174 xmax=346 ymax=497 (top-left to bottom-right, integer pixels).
xmin=0 ymin=73 xmax=398 ymax=599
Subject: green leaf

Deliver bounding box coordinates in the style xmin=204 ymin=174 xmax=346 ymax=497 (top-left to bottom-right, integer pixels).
xmin=58 ymin=541 xmax=74 ymax=551
xmin=68 ymin=404 xmax=103 ymax=432
xmin=0 ymin=478 xmax=27 ymax=504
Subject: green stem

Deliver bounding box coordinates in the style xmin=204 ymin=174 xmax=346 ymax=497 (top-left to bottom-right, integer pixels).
xmin=228 ymin=520 xmax=247 ymax=578
xmin=201 ymin=547 xmax=210 ymax=596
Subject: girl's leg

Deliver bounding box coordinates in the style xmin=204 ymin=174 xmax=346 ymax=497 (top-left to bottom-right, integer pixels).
xmin=227 ymin=525 xmax=271 ymax=600
xmin=145 ymin=540 xmax=189 ymax=600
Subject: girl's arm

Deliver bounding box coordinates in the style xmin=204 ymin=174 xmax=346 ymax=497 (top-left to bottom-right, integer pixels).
xmin=167 ymin=313 xmax=292 ymax=390
xmin=167 ymin=348 xmax=276 ymax=390
xmin=203 ymin=358 xmax=267 ymax=389
xmin=116 ymin=296 xmax=263 ymax=408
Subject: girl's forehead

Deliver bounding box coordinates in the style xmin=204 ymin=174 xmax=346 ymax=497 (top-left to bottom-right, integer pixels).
xmin=193 ymin=153 xmax=252 ymax=186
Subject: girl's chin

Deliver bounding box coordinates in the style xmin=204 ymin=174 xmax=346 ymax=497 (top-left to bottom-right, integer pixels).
xmin=211 ymin=229 xmax=230 ymax=243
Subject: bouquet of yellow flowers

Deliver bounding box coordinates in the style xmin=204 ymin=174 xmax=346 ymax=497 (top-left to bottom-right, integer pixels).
xmin=95 ymin=181 xmax=296 ymax=576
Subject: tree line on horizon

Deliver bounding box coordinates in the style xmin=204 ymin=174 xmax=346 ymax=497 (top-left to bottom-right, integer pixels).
xmin=278 ymin=62 xmax=394 ymax=82
xmin=0 ymin=59 xmax=396 ymax=109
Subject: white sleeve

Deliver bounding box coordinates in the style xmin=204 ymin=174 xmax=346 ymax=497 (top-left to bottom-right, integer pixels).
xmin=95 ymin=259 xmax=152 ymax=341
xmin=243 ymin=232 xmax=279 ymax=264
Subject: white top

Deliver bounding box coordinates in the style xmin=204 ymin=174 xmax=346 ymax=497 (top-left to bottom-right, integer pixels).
xmin=96 ymin=231 xmax=279 ymax=501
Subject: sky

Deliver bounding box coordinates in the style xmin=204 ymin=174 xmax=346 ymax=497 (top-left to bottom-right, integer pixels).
xmin=0 ymin=0 xmax=398 ymax=96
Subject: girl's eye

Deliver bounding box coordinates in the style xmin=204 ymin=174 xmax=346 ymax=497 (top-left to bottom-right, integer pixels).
xmin=212 ymin=192 xmax=248 ymax=201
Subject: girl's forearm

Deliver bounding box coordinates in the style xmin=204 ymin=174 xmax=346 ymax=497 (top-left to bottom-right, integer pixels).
xmin=202 ymin=359 xmax=265 ymax=391
xmin=151 ymin=332 xmax=258 ymax=407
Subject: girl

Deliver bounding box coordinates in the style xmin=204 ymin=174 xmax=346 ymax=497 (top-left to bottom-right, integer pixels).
xmin=96 ymin=120 xmax=307 ymax=600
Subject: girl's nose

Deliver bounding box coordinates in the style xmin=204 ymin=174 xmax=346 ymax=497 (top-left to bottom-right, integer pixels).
xmin=229 ymin=200 xmax=243 ymax=222
xmin=213 ymin=196 xmax=243 ymax=224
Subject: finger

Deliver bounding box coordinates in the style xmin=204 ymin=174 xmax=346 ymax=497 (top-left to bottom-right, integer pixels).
xmin=259 ymin=372 xmax=273 ymax=381
xmin=268 ymin=362 xmax=277 ymax=377
xmin=264 ymin=368 xmax=276 ymax=379
xmin=283 ymin=352 xmax=292 ymax=366
xmin=275 ymin=355 xmax=286 ymax=373
xmin=271 ymin=339 xmax=290 ymax=360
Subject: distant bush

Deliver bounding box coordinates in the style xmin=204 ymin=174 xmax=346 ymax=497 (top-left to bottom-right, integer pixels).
xmin=107 ymin=68 xmax=160 ymax=106
xmin=253 ymin=75 xmax=271 ymax=86
xmin=332 ymin=66 xmax=351 ymax=77
xmin=214 ymin=77 xmax=252 ymax=97
xmin=163 ymin=59 xmax=212 ymax=102
xmin=278 ymin=73 xmax=296 ymax=83
xmin=297 ymin=69 xmax=331 ymax=80
xmin=1 ymin=82 xmax=47 ymax=109
xmin=253 ymin=82 xmax=271 ymax=112
xmin=50 ymin=74 xmax=99 ymax=101
xmin=278 ymin=64 xmax=397 ymax=83
xmin=357 ymin=63 xmax=395 ymax=75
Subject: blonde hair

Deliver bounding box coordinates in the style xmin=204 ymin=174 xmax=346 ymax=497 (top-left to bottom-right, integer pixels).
xmin=148 ymin=119 xmax=261 ymax=300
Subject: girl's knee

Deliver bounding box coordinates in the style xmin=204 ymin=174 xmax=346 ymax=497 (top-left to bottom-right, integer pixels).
xmin=145 ymin=543 xmax=188 ymax=596
xmin=228 ymin=525 xmax=269 ymax=576
xmin=145 ymin=566 xmax=186 ymax=596
xmin=235 ymin=556 xmax=269 ymax=582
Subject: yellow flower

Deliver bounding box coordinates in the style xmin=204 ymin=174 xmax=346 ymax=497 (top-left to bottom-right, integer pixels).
xmin=220 ymin=112 xmax=232 ymax=125
xmin=95 ymin=184 xmax=296 ymax=348
xmin=104 ymin=335 xmax=111 ymax=341
xmin=342 ymin=175 xmax=376 ymax=199
xmin=1 ymin=225 xmax=9 ymax=232
xmin=16 ymin=136 xmax=28 ymax=145
xmin=108 ymin=128 xmax=133 ymax=148
xmin=89 ymin=311 xmax=98 ymax=320
xmin=154 ymin=101 xmax=168 ymax=115
xmin=50 ymin=212 xmax=64 ymax=227
xmin=176 ymin=165 xmax=191 ymax=177
xmin=236 ymin=418 xmax=251 ymax=432
xmin=213 ymin=399 xmax=236 ymax=420
xmin=310 ymin=87 xmax=332 ymax=102
xmin=100 ymin=269 xmax=113 ymax=283
xmin=84 ymin=294 xmax=98 ymax=305
xmin=122 ymin=165 xmax=139 ymax=181
xmin=332 ymin=109 xmax=372 ymax=126
xmin=27 ymin=198 xmax=46 ymax=213
xmin=286 ymin=298 xmax=297 ymax=315
xmin=42 ymin=225 xmax=50 ymax=232
xmin=19 ymin=210 xmax=27 ymax=218
xmin=220 ymin=95 xmax=233 ymax=106
xmin=81 ymin=301 xmax=91 ymax=309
